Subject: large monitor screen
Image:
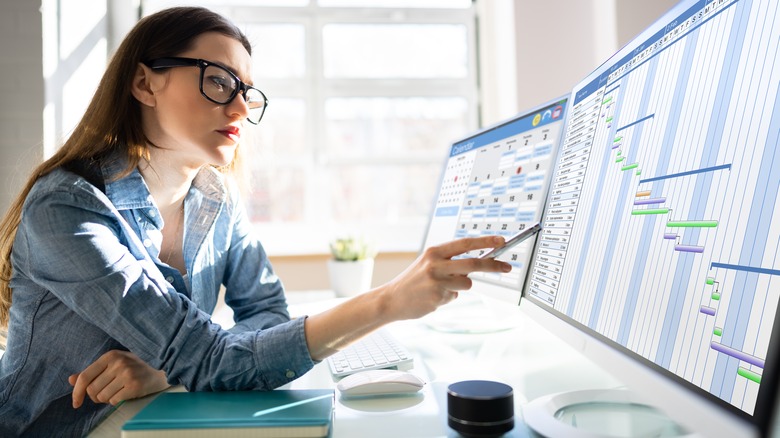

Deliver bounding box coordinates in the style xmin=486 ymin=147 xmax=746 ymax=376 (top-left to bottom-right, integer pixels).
xmin=525 ymin=0 xmax=780 ymax=433
xmin=423 ymin=97 xmax=568 ymax=306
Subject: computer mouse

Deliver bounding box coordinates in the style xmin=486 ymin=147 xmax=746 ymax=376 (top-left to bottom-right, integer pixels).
xmin=336 ymin=369 xmax=425 ymax=397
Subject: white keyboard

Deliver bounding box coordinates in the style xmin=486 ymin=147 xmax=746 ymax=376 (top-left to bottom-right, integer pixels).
xmin=327 ymin=330 xmax=414 ymax=378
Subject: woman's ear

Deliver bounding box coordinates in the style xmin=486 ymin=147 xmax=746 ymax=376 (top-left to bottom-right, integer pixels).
xmin=131 ymin=63 xmax=157 ymax=107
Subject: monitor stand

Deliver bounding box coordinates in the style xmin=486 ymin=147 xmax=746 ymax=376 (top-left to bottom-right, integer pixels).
xmin=523 ymin=388 xmax=695 ymax=437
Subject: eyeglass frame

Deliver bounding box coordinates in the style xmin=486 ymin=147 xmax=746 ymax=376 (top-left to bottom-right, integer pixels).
xmin=142 ymin=57 xmax=268 ymax=125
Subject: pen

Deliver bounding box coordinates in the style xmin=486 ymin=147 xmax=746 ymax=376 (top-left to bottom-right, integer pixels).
xmin=478 ymin=222 xmax=542 ymax=259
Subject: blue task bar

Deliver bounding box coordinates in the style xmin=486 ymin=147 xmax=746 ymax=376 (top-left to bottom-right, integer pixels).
xmin=710 ymin=262 xmax=780 ymax=277
xmin=640 ymin=164 xmax=731 ymax=184
xmin=616 ymin=114 xmax=655 ymax=133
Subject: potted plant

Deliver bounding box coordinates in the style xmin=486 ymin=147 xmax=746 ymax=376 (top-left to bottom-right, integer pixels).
xmin=327 ymin=236 xmax=377 ymax=297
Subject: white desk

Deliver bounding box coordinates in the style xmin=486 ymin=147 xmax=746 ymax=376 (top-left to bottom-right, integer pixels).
xmin=89 ymin=292 xmax=623 ymax=437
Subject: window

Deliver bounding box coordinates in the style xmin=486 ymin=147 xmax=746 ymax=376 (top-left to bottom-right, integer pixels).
xmin=143 ymin=1 xmax=478 ymax=255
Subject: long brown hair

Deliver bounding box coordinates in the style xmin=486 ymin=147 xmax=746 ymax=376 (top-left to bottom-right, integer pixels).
xmin=0 ymin=7 xmax=252 ymax=328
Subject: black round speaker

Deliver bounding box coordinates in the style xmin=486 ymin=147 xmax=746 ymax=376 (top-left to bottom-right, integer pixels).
xmin=447 ymin=380 xmax=514 ymax=437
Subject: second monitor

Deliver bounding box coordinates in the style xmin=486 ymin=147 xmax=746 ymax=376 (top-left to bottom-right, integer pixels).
xmin=422 ymin=97 xmax=568 ymax=309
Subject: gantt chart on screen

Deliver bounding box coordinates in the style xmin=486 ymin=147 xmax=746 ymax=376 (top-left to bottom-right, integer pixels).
xmin=528 ymin=0 xmax=780 ymax=415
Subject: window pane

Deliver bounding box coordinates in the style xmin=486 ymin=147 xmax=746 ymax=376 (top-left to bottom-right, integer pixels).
xmin=329 ymin=164 xmax=440 ymax=222
xmin=61 ymin=0 xmax=105 ymax=59
xmin=319 ymin=0 xmax=469 ymax=7
xmin=245 ymin=98 xmax=307 ymax=159
xmin=145 ymin=0 xmax=308 ymax=8
xmin=243 ymin=24 xmax=306 ymax=79
xmin=244 ymin=98 xmax=307 ymax=223
xmin=323 ymin=24 xmax=468 ymax=78
xmin=63 ymin=39 xmax=106 ymax=134
xmin=248 ymin=0 xmax=307 ymax=4
xmin=325 ymin=97 xmax=469 ymax=158
xmin=247 ymin=167 xmax=307 ymax=222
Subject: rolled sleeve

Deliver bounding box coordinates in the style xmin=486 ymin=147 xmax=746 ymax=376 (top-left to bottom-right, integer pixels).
xmin=17 ymin=176 xmax=312 ymax=392
xmin=254 ymin=316 xmax=316 ymax=387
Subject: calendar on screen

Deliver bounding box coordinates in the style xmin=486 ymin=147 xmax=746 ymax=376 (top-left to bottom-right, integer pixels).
xmin=423 ymin=98 xmax=568 ymax=289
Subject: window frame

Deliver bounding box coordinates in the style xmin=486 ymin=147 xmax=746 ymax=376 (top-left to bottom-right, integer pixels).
xmin=143 ymin=2 xmax=480 ymax=255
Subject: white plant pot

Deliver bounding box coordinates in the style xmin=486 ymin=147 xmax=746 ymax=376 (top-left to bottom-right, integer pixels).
xmin=327 ymin=259 xmax=374 ymax=298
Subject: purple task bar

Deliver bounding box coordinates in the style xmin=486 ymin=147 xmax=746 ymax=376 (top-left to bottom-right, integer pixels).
xmin=700 ymin=306 xmax=716 ymax=316
xmin=664 ymin=233 xmax=677 ymax=240
xmin=676 ymin=245 xmax=704 ymax=253
xmin=634 ymin=197 xmax=666 ymax=206
xmin=711 ymin=342 xmax=765 ymax=368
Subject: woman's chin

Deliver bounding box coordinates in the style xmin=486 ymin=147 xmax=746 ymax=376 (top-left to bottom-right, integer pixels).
xmin=211 ymin=147 xmax=238 ymax=167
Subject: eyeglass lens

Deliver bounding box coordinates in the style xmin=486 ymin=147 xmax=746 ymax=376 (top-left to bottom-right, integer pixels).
xmin=202 ymin=64 xmax=266 ymax=124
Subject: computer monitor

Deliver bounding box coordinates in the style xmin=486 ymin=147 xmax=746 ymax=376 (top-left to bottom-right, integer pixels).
xmin=421 ymin=97 xmax=568 ymax=331
xmin=522 ymin=0 xmax=780 ymax=436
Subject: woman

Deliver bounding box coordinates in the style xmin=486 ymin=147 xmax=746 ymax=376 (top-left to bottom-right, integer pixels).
xmin=0 ymin=7 xmax=510 ymax=436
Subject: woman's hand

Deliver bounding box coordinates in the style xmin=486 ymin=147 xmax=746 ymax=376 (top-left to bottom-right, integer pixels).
xmin=381 ymin=235 xmax=512 ymax=320
xmin=69 ymin=350 xmax=169 ymax=408
xmin=304 ymin=235 xmax=511 ymax=361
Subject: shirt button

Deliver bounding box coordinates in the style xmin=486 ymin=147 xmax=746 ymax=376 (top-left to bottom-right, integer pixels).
xmin=143 ymin=239 xmax=152 ymax=247
xmin=285 ymin=370 xmax=296 ymax=379
xmin=165 ymin=276 xmax=174 ymax=283
xmin=148 ymin=210 xmax=156 ymax=218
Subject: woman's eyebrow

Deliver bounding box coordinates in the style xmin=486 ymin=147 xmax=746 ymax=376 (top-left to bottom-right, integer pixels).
xmin=212 ymin=60 xmax=253 ymax=85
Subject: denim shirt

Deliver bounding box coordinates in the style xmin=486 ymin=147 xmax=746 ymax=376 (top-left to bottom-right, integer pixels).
xmin=0 ymin=159 xmax=315 ymax=436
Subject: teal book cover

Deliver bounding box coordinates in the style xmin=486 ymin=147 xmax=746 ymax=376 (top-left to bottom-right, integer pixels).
xmin=121 ymin=389 xmax=334 ymax=438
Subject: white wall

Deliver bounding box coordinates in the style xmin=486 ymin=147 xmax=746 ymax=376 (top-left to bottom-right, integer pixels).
xmin=616 ymin=0 xmax=679 ymax=46
xmin=491 ymin=0 xmax=679 ymax=125
xmin=0 ymin=1 xmax=44 ymax=213
xmin=513 ymin=0 xmax=616 ymax=115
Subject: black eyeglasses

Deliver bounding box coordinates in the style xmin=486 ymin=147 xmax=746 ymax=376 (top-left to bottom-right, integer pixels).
xmin=143 ymin=57 xmax=268 ymax=125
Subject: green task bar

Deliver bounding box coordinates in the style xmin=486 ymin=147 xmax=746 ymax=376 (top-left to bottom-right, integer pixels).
xmin=636 ymin=170 xmax=642 ymax=176
xmin=603 ymin=96 xmax=613 ymax=105
xmin=738 ymin=367 xmax=762 ymax=384
xmin=622 ymin=163 xmax=639 ymax=171
xmin=632 ymin=208 xmax=670 ymax=215
xmin=713 ymin=327 xmax=723 ymax=336
xmin=706 ymin=277 xmax=715 ymax=285
xmin=666 ymin=220 xmax=719 ymax=228
xmin=712 ymin=292 xmax=721 ymax=301
xmin=606 ymin=116 xmax=613 ymax=122
xmin=613 ymin=136 xmax=623 ymax=143
xmin=616 ymin=156 xmax=625 ymax=163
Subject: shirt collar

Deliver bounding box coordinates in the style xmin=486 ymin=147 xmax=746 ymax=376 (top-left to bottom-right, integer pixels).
xmin=101 ymin=157 xmax=228 ymax=211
